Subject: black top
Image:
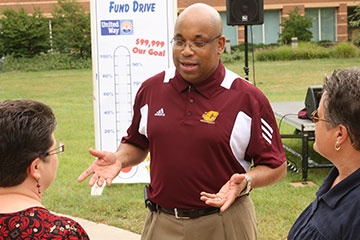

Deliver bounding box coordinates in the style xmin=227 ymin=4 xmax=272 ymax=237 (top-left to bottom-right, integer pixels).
xmin=288 ymin=167 xmax=360 ymax=240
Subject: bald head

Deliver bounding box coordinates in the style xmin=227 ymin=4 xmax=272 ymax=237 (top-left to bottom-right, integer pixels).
xmin=172 ymin=3 xmax=225 ymax=85
xmin=176 ymin=3 xmax=223 ymax=36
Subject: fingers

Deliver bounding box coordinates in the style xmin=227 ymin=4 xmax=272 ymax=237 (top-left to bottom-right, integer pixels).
xmin=77 ymin=167 xmax=94 ymax=183
xmin=200 ymin=192 xmax=225 ymax=208
xmin=82 ymin=170 xmax=112 ymax=187
xmin=220 ymin=199 xmax=234 ymax=212
xmin=88 ymin=148 xmax=106 ymax=158
xmin=106 ymin=177 xmax=113 ymax=186
xmin=96 ymin=176 xmax=106 ymax=187
xmin=77 ymin=149 xmax=101 ymax=183
xmin=200 ymin=192 xmax=217 ymax=198
xmin=88 ymin=172 xmax=99 ymax=187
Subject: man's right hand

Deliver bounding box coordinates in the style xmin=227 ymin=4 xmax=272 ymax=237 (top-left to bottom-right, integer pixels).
xmin=77 ymin=148 xmax=123 ymax=187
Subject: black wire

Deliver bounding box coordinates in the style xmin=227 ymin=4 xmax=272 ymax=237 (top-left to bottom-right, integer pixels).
xmin=278 ymin=113 xmax=298 ymax=132
xmin=277 ymin=113 xmax=300 ymax=174
xmin=250 ymin=25 xmax=256 ymax=86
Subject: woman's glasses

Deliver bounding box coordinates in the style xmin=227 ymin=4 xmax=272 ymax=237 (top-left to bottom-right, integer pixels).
xmin=311 ymin=110 xmax=329 ymax=123
xmin=45 ymin=142 xmax=64 ymax=156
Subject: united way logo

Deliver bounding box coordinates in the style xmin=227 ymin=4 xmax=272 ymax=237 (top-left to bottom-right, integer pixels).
xmin=120 ymin=20 xmax=133 ymax=35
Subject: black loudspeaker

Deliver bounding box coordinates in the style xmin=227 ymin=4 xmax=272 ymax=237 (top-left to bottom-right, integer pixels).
xmin=304 ymin=86 xmax=323 ymax=119
xmin=226 ymin=0 xmax=264 ymax=25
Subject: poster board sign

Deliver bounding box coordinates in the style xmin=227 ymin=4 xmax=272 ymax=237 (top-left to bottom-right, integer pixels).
xmin=90 ymin=0 xmax=176 ymax=184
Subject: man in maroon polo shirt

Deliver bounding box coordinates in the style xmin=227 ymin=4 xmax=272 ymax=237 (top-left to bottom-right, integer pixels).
xmin=78 ymin=3 xmax=287 ymax=240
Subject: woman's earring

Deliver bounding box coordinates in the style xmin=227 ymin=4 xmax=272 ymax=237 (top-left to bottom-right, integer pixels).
xmin=36 ymin=178 xmax=41 ymax=194
xmin=335 ymin=141 xmax=341 ymax=151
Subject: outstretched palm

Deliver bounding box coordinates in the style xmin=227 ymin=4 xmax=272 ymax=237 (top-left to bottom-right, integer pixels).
xmin=77 ymin=148 xmax=123 ymax=187
xmin=200 ymin=173 xmax=246 ymax=212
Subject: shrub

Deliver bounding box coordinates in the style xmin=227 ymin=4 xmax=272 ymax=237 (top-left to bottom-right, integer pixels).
xmin=256 ymin=46 xmax=294 ymax=61
xmin=296 ymin=42 xmax=331 ymax=59
xmin=349 ymin=4 xmax=360 ymax=28
xmin=1 ymin=53 xmax=91 ymax=72
xmin=231 ymin=43 xmax=279 ymax=52
xmin=51 ymin=0 xmax=91 ymax=58
xmin=279 ymin=7 xmax=313 ymax=44
xmin=352 ymin=31 xmax=360 ymax=47
xmin=221 ymin=49 xmax=244 ymax=63
xmin=331 ymin=42 xmax=358 ymax=58
xmin=256 ymin=42 xmax=333 ymax=61
xmin=0 ymin=8 xmax=50 ymax=58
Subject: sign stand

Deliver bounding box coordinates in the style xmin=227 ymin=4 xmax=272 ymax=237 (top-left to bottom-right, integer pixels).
xmin=90 ymin=0 xmax=176 ymax=195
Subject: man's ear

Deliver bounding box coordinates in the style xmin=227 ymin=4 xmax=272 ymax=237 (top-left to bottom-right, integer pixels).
xmin=217 ymin=35 xmax=226 ymax=55
xmin=28 ymin=158 xmax=41 ymax=179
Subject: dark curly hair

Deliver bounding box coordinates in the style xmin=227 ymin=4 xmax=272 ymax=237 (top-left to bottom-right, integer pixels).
xmin=322 ymin=67 xmax=360 ymax=150
xmin=0 ymin=99 xmax=57 ymax=187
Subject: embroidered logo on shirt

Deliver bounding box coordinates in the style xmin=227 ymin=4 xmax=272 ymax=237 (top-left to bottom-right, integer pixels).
xmin=154 ymin=108 xmax=165 ymax=117
xmin=200 ymin=111 xmax=219 ymax=124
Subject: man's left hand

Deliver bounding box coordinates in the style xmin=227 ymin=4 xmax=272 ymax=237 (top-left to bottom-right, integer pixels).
xmin=200 ymin=173 xmax=247 ymax=212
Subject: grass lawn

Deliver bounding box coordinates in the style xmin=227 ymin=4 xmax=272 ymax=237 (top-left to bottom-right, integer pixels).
xmin=0 ymin=57 xmax=359 ymax=240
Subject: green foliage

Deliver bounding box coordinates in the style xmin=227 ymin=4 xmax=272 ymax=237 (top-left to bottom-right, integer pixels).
xmin=331 ymin=42 xmax=358 ymax=58
xmin=51 ymin=0 xmax=91 ymax=58
xmin=349 ymin=4 xmax=360 ymax=27
xmin=0 ymin=8 xmax=50 ymax=58
xmin=352 ymin=32 xmax=360 ymax=47
xmin=231 ymin=42 xmax=279 ymax=52
xmin=255 ymin=41 xmax=360 ymax=61
xmin=1 ymin=53 xmax=91 ymax=72
xmin=279 ymin=7 xmax=313 ymax=44
xmin=220 ymin=49 xmax=243 ymax=63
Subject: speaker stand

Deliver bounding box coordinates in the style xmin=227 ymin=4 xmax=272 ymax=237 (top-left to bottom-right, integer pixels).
xmin=243 ymin=25 xmax=249 ymax=81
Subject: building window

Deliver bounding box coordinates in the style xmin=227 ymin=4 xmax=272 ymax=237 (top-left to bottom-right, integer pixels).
xmin=305 ymin=8 xmax=336 ymax=42
xmin=247 ymin=10 xmax=281 ymax=44
xmin=220 ymin=12 xmax=238 ymax=46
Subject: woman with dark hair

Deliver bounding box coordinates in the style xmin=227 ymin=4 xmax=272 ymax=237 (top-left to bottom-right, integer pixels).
xmin=0 ymin=99 xmax=89 ymax=240
xmin=288 ymin=67 xmax=360 ymax=239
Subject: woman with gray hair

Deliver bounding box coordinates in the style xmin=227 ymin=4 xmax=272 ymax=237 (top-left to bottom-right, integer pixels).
xmin=288 ymin=67 xmax=360 ymax=239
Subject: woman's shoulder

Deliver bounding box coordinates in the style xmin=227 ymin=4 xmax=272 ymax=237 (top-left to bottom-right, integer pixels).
xmin=0 ymin=207 xmax=89 ymax=239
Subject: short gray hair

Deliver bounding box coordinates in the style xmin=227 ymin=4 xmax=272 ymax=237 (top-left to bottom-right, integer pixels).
xmin=323 ymin=67 xmax=360 ymax=150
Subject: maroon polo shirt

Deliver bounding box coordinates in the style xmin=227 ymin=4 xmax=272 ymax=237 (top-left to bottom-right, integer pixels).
xmin=122 ymin=61 xmax=286 ymax=209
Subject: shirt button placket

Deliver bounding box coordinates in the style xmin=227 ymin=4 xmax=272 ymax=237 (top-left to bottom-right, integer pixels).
xmin=186 ymin=86 xmax=193 ymax=118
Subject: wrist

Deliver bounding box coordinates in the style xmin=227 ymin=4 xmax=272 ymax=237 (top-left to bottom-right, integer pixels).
xmin=113 ymin=151 xmax=126 ymax=168
xmin=239 ymin=174 xmax=252 ymax=197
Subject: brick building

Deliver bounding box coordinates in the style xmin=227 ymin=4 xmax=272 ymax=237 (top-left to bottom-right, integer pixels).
xmin=1 ymin=0 xmax=359 ymax=45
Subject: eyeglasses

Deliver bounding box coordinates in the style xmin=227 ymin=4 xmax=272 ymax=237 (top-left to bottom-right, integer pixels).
xmin=170 ymin=35 xmax=221 ymax=51
xmin=45 ymin=142 xmax=64 ymax=156
xmin=311 ymin=110 xmax=329 ymax=123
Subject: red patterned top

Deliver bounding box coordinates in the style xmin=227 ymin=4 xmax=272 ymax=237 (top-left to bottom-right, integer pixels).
xmin=0 ymin=207 xmax=89 ymax=240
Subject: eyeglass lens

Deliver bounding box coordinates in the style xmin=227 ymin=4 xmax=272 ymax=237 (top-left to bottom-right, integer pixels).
xmin=46 ymin=142 xmax=64 ymax=156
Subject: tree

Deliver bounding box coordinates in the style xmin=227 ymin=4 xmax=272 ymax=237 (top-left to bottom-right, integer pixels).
xmin=349 ymin=5 xmax=360 ymax=46
xmin=0 ymin=8 xmax=50 ymax=58
xmin=349 ymin=5 xmax=360 ymax=27
xmin=51 ymin=0 xmax=91 ymax=58
xmin=279 ymin=7 xmax=313 ymax=44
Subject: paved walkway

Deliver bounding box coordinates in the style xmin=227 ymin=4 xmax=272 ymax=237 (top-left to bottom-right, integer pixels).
xmin=56 ymin=213 xmax=141 ymax=240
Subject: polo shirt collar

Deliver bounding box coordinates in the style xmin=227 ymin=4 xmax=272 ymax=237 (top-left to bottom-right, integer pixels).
xmin=172 ymin=60 xmax=226 ymax=99
xmin=318 ymin=167 xmax=360 ymax=208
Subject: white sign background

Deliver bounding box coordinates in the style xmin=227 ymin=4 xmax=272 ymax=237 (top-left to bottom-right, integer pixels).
xmin=91 ymin=0 xmax=176 ymax=183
